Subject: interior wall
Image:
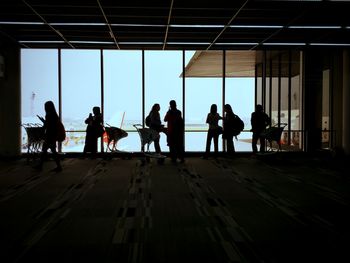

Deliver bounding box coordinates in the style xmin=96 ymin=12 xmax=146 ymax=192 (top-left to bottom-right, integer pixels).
xmin=343 ymin=49 xmax=350 ymax=155
xmin=0 ymin=37 xmax=21 ymax=157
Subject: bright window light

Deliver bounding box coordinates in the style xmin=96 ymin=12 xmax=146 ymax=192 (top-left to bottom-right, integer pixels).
xmin=289 ymin=26 xmax=342 ymax=29
xmin=119 ymin=42 xmax=163 ymax=45
xmin=167 ymin=42 xmax=211 ymax=45
xmin=309 ymin=43 xmax=350 ymax=46
xmin=70 ymin=41 xmax=115 ymax=44
xmin=170 ymin=24 xmax=224 ymax=28
xmin=0 ymin=21 xmax=44 ymax=25
xmin=215 ymin=42 xmax=259 ymax=45
xmin=50 ymin=23 xmax=106 ymax=26
xmin=262 ymin=43 xmax=306 ymax=46
xmin=230 ymin=25 xmax=283 ymax=29
xmin=111 ymin=23 xmax=166 ymax=27
xmin=19 ymin=40 xmax=65 ymax=44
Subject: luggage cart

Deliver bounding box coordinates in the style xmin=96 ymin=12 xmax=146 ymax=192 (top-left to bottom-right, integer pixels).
xmin=261 ymin=123 xmax=287 ymax=152
xmin=104 ymin=124 xmax=128 ymax=152
xmin=104 ymin=124 xmax=131 ymax=159
xmin=133 ymin=124 xmax=166 ymax=163
xmin=22 ymin=123 xmax=45 ymax=161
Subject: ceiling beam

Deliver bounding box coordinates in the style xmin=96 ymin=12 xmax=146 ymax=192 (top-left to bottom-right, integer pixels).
xmin=96 ymin=0 xmax=120 ymax=49
xmin=22 ymin=0 xmax=75 ymax=48
xmin=249 ymin=10 xmax=307 ymax=50
xmin=162 ymin=0 xmax=174 ymax=50
xmin=206 ymin=0 xmax=249 ymax=50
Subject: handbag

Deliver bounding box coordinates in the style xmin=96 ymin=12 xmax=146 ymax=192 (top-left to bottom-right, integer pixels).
xmin=56 ymin=120 xmax=66 ymax=142
xmin=217 ymin=126 xmax=223 ymax=135
xmin=96 ymin=124 xmax=105 ymax=138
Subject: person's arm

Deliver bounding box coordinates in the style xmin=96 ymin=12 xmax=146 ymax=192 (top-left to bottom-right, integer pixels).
xmin=164 ymin=111 xmax=169 ymax=122
xmin=37 ymin=115 xmax=45 ymax=124
xmin=85 ymin=113 xmax=92 ymax=124
xmin=206 ymin=113 xmax=210 ymax=124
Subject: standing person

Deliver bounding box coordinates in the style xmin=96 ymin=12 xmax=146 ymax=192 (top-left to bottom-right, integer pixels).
xmin=36 ymin=101 xmax=63 ymax=172
xmin=223 ymin=104 xmax=236 ymax=155
xmin=83 ymin=106 xmax=103 ymax=156
xmin=251 ymin=104 xmax=270 ymax=153
xmin=164 ymin=100 xmax=184 ymax=163
xmin=203 ymin=104 xmax=222 ymax=159
xmin=147 ymin=103 xmax=164 ymax=154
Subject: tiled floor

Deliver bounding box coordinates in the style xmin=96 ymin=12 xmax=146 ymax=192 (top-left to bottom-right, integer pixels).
xmin=0 ymin=154 xmax=349 ymax=262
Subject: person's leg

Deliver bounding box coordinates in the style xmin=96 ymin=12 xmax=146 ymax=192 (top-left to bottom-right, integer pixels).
xmin=36 ymin=141 xmax=49 ymax=169
xmin=259 ymin=135 xmax=266 ymax=152
xmin=213 ymin=133 xmax=219 ymax=157
xmin=226 ymin=135 xmax=234 ymax=154
xmin=49 ymin=143 xmax=62 ymax=171
xmin=204 ymin=130 xmax=213 ymax=158
xmin=252 ymin=132 xmax=258 ymax=153
xmin=154 ymin=135 xmax=161 ymax=153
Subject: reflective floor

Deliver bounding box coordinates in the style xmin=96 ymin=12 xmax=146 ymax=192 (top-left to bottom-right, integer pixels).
xmin=0 ymin=154 xmax=349 ymax=262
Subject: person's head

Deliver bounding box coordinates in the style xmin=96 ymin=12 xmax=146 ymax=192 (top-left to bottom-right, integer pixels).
xmin=169 ymin=100 xmax=177 ymax=110
xmin=210 ymin=104 xmax=217 ymax=114
xmin=151 ymin=103 xmax=160 ymax=112
xmin=224 ymin=104 xmax=232 ymax=113
xmin=44 ymin=101 xmax=57 ymax=115
xmin=93 ymin=106 xmax=101 ymax=115
xmin=256 ymin=104 xmax=263 ymax=112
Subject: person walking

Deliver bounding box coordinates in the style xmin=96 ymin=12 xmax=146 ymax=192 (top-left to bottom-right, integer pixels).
xmin=223 ymin=104 xmax=236 ymax=155
xmin=251 ymin=104 xmax=270 ymax=153
xmin=83 ymin=106 xmax=103 ymax=156
xmin=164 ymin=100 xmax=184 ymax=163
xmin=203 ymin=104 xmax=222 ymax=159
xmin=36 ymin=101 xmax=63 ymax=172
xmin=147 ymin=103 xmax=164 ymax=154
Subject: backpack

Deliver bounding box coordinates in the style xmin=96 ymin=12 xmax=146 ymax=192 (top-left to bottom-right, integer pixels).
xmin=232 ymin=115 xmax=244 ymax=136
xmin=145 ymin=115 xmax=151 ymax=127
xmin=56 ymin=120 xmax=66 ymax=142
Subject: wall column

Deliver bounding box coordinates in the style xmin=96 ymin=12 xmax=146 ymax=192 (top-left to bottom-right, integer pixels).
xmin=343 ymin=49 xmax=350 ymax=155
xmin=303 ymin=49 xmax=323 ymax=152
xmin=0 ymin=41 xmax=21 ymax=157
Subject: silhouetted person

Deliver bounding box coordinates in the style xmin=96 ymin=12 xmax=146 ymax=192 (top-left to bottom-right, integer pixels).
xmin=36 ymin=101 xmax=62 ymax=172
xmin=148 ymin=103 xmax=164 ymax=154
xmin=83 ymin=106 xmax=103 ymax=156
xmin=223 ymin=104 xmax=236 ymax=155
xmin=203 ymin=104 xmax=222 ymax=159
xmin=251 ymin=104 xmax=270 ymax=153
xmin=164 ymin=100 xmax=184 ymax=163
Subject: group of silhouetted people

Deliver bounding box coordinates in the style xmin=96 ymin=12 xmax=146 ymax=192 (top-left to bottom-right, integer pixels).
xmin=34 ymin=100 xmax=270 ymax=171
xmin=146 ymin=100 xmax=184 ymax=163
xmin=203 ymin=103 xmax=271 ymax=158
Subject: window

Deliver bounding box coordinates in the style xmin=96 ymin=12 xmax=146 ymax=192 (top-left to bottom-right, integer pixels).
xmin=145 ymin=51 xmax=183 ymax=152
xmin=21 ymin=49 xmax=58 ymax=152
xmin=185 ymin=51 xmax=222 ymax=151
xmin=103 ymin=50 xmax=142 ymax=152
xmin=61 ymin=50 xmax=101 ymax=152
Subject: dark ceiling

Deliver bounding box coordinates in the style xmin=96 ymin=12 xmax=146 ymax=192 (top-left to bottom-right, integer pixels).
xmin=1 ymin=0 xmax=350 ymax=50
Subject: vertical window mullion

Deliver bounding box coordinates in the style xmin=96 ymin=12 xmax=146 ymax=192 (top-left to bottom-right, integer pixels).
xmin=58 ymin=48 xmax=62 ymax=153
xmin=100 ymin=49 xmax=104 ymax=153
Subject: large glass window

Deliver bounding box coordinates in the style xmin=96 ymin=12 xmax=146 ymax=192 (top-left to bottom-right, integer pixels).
xmin=256 ymin=64 xmax=263 ymax=106
xmin=322 ymin=69 xmax=330 ymax=149
xmin=185 ymin=51 xmax=223 ymax=151
xmin=271 ymin=54 xmax=279 ymax=126
xmin=226 ymin=51 xmax=255 ymax=152
xmin=145 ymin=51 xmax=183 ymax=152
xmin=61 ymin=50 xmax=101 ymax=152
xmin=103 ymin=50 xmax=142 ymax=152
xmin=21 ymin=49 xmax=58 ymax=152
xmin=280 ymin=52 xmax=290 ymax=147
xmin=291 ymin=51 xmax=302 ymax=150
xmin=265 ymin=58 xmax=271 ymax=119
